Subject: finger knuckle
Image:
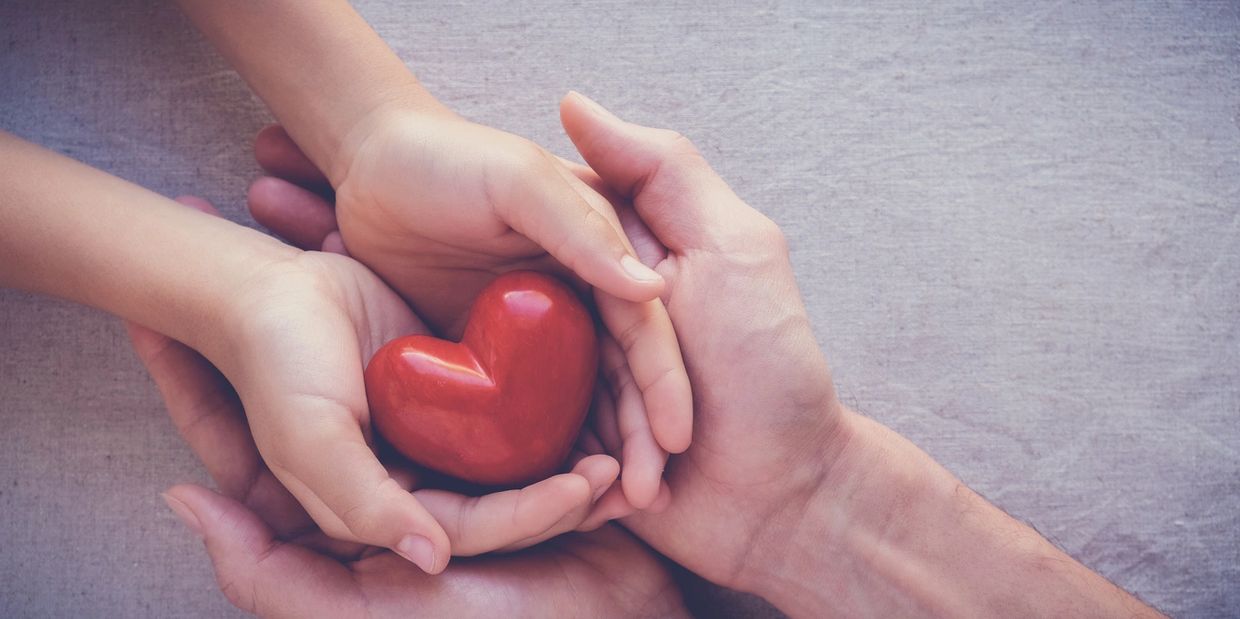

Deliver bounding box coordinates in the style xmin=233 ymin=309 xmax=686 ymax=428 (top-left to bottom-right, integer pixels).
xmin=751 ymin=215 xmax=789 ymax=255
xmin=636 ymin=364 xmax=680 ymax=396
xmin=579 ymin=206 xmax=619 ymax=249
xmin=654 ymin=129 xmax=698 ymax=158
xmin=254 ymin=425 xmax=318 ymax=474
xmin=454 ymin=497 xmax=479 ymax=552
xmin=507 ymin=140 xmax=554 ymax=177
xmin=615 ymin=309 xmax=655 ymax=355
xmin=338 ymin=497 xmax=384 ymax=540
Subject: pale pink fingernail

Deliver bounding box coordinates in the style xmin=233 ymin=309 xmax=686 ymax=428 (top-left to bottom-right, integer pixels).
xmin=395 ymin=534 xmax=437 ymax=574
xmin=161 ymin=493 xmax=203 ymax=538
xmin=621 ymin=254 xmax=662 ymax=283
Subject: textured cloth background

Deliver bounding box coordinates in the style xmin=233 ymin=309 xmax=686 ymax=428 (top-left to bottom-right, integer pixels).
xmin=1 ymin=1 xmax=1238 ymax=617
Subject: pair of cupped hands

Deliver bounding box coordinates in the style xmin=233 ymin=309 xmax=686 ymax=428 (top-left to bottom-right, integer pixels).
xmin=138 ymin=93 xmax=843 ymax=616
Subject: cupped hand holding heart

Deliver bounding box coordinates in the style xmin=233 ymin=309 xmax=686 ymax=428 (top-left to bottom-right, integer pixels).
xmin=145 ymin=196 xmax=639 ymax=581
xmin=251 ymin=122 xmax=690 ymax=510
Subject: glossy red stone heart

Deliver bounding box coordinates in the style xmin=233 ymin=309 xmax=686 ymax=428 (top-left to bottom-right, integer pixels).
xmin=364 ymin=271 xmax=598 ymax=487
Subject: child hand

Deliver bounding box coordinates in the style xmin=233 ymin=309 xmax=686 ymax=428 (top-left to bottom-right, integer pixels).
xmin=141 ymin=196 xmax=623 ymax=574
xmin=249 ymin=115 xmax=691 ymax=508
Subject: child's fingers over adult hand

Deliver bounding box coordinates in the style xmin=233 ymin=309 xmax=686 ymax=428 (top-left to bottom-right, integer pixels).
xmin=247 ymin=346 xmax=617 ymax=573
xmin=415 ymin=453 xmax=619 ymax=555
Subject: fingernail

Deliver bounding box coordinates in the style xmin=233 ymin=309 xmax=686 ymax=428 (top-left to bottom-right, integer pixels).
xmin=572 ymin=91 xmax=618 ymax=120
xmin=161 ymin=493 xmax=202 ymax=538
xmin=395 ymin=534 xmax=437 ymax=574
xmin=621 ymin=254 xmax=662 ymax=283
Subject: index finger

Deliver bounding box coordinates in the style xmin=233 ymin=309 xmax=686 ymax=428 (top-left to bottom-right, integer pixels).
xmin=260 ymin=408 xmax=452 ymax=575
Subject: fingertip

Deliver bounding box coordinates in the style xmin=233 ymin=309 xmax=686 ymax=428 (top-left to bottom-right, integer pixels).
xmin=246 ymin=176 xmax=287 ymax=212
xmin=161 ymin=486 xmax=204 ymax=537
xmin=247 ymin=176 xmax=338 ymax=250
xmin=651 ymin=374 xmax=695 ymax=455
xmin=246 ymin=176 xmax=280 ymax=217
xmin=559 ymin=471 xmax=595 ymax=506
xmin=394 ymin=515 xmax=452 ymax=575
xmin=394 ymin=534 xmax=443 ymax=575
xmin=619 ymin=255 xmax=666 ymax=297
xmin=163 ymin=484 xmax=270 ymax=545
xmin=163 ymin=484 xmax=221 ymax=519
xmin=571 ymin=454 xmax=621 ymax=502
xmin=559 ymin=90 xmax=585 ymax=123
xmin=321 ymin=230 xmax=348 ymax=256
xmin=304 ymin=447 xmax=452 ymax=572
xmin=561 ymin=91 xmax=620 ymax=125
xmin=253 ymin=124 xmax=331 ymax=188
xmin=655 ymin=415 xmax=693 ymax=455
xmin=253 ymin=124 xmax=287 ymax=158
xmin=567 ymin=219 xmax=664 ymax=304
xmin=396 ymin=505 xmax=453 ymax=575
xmin=588 ymin=258 xmax=665 ymax=305
xmin=252 ymin=125 xmax=294 ymax=173
xmin=515 ymin=473 xmax=594 ymax=535
xmin=619 ymin=461 xmax=662 ymax=511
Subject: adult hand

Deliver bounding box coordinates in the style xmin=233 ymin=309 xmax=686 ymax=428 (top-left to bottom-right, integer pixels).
xmin=126 ymin=255 xmax=685 ymax=617
xmin=559 ymin=95 xmax=1163 ymax=619
xmin=249 ymin=117 xmax=690 ymax=507
xmin=137 ymin=197 xmax=623 ymax=575
xmin=168 ymin=486 xmax=684 ymax=619
xmin=558 ymin=93 xmax=847 ymax=589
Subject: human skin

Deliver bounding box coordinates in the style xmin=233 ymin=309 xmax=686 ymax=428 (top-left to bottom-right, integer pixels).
xmin=5 ymin=0 xmax=694 ymax=575
xmin=174 ymin=0 xmax=692 ymax=515
xmin=120 ymin=218 xmax=686 ymax=617
xmin=0 ymin=135 xmax=626 ymax=576
xmin=558 ymin=94 xmax=1164 ymax=618
xmin=240 ymin=93 xmax=1164 ymax=617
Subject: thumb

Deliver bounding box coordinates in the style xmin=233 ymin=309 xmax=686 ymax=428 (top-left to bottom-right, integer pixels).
xmin=162 ymin=485 xmax=359 ymax=618
xmin=559 ymin=92 xmax=747 ymax=251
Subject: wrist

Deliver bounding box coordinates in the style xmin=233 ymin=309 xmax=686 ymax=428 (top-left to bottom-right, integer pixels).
xmin=746 ymin=412 xmax=961 ymax=618
xmin=725 ymin=400 xmax=861 ymax=605
xmin=119 ymin=216 xmax=307 ymax=388
xmin=177 ymin=0 xmax=456 ymax=186
xmin=746 ymin=411 xmax=1158 ymax=618
xmin=330 ymin=97 xmax=458 ymax=189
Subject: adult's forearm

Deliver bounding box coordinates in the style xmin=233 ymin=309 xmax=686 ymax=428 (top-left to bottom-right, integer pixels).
xmin=175 ymin=0 xmax=451 ymax=183
xmin=0 ymin=131 xmax=295 ymax=362
xmin=753 ymin=411 xmax=1161 ymax=618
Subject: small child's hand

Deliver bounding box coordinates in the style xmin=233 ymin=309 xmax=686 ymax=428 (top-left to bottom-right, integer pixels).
xmin=249 ymin=118 xmax=693 ymax=508
xmin=144 ymin=196 xmax=622 ymax=573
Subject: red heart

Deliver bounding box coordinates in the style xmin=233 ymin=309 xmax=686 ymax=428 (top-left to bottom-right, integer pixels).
xmin=364 ymin=271 xmax=598 ymax=486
